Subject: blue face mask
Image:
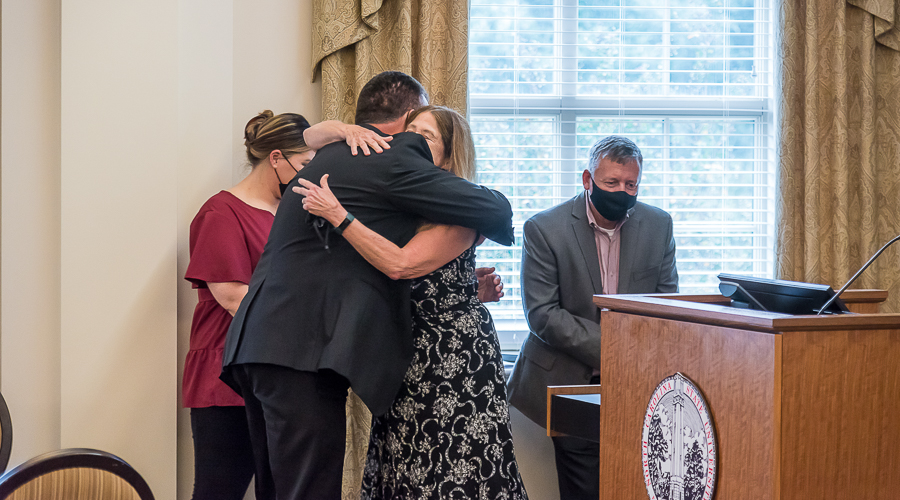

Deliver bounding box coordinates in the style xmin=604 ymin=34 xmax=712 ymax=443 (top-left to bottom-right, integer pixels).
xmin=589 ymin=178 xmax=637 ymax=222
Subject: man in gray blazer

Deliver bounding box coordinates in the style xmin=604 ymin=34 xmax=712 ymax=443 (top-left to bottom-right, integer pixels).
xmin=507 ymin=135 xmax=678 ymax=500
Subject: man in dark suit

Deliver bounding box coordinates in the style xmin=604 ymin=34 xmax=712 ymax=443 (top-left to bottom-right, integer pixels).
xmin=221 ymin=72 xmax=514 ymax=500
xmin=507 ymin=135 xmax=678 ymax=500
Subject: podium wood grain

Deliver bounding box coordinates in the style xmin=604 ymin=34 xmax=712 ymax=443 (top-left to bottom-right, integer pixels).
xmin=599 ymin=312 xmax=780 ymax=499
xmin=780 ymin=329 xmax=900 ymax=498
xmin=594 ymin=293 xmax=900 ymax=500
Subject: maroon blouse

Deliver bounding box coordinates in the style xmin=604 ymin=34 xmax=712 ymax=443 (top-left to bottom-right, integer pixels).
xmin=183 ymin=191 xmax=274 ymax=407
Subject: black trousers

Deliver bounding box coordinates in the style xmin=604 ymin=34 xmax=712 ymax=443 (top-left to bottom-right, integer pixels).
xmin=551 ymin=374 xmax=601 ymax=500
xmin=231 ymin=363 xmax=350 ymax=500
xmin=552 ymin=435 xmax=600 ymax=500
xmin=189 ymin=406 xmax=255 ymax=500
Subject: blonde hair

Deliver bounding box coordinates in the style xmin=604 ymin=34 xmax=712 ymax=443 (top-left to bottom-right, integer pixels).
xmin=244 ymin=110 xmax=312 ymax=166
xmin=405 ymin=105 xmax=476 ymax=181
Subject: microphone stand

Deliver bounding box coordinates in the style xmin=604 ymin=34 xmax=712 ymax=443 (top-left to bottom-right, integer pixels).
xmin=816 ymin=233 xmax=900 ymax=315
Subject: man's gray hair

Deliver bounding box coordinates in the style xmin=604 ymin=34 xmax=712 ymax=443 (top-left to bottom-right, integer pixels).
xmin=587 ymin=135 xmax=643 ymax=173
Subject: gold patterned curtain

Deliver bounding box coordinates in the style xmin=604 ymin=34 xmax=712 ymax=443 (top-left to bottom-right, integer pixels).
xmin=777 ymin=0 xmax=900 ymax=312
xmin=311 ymin=0 xmax=469 ymax=122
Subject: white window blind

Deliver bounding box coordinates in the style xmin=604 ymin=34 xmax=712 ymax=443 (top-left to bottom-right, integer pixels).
xmin=468 ymin=0 xmax=776 ymax=350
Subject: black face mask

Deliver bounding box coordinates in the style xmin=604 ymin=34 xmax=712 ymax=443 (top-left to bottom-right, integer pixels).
xmin=589 ymin=178 xmax=637 ymax=222
xmin=276 ymin=156 xmax=300 ymax=195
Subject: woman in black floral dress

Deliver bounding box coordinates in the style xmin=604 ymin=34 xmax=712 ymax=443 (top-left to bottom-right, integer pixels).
xmin=297 ymin=106 xmax=528 ymax=500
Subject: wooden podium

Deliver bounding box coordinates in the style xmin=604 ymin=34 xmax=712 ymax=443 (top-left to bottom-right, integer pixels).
xmin=549 ymin=291 xmax=900 ymax=499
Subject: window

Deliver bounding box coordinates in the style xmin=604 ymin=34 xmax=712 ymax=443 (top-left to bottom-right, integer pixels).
xmin=469 ymin=0 xmax=776 ymax=350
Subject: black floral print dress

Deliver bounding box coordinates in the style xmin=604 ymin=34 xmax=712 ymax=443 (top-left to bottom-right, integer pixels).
xmin=360 ymin=246 xmax=528 ymax=500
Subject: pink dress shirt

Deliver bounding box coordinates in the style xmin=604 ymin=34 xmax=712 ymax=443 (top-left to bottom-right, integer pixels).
xmin=585 ymin=195 xmax=629 ymax=375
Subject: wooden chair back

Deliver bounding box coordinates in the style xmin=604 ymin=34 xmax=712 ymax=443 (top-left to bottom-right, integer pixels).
xmin=0 ymin=392 xmax=11 ymax=472
xmin=0 ymin=448 xmax=153 ymax=500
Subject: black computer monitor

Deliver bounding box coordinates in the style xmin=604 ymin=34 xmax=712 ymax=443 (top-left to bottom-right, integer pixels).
xmin=717 ymin=273 xmax=851 ymax=315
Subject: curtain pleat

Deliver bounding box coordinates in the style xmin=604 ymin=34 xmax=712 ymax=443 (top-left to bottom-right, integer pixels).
xmin=312 ymin=0 xmax=469 ymax=122
xmin=778 ymin=0 xmax=900 ymax=312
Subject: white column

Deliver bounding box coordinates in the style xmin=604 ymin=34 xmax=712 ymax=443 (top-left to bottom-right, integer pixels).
xmin=176 ymin=1 xmax=234 ymax=498
xmin=0 ymin=0 xmax=63 ymax=468
xmin=3 ymin=2 xmax=322 ymax=498
xmin=670 ymin=381 xmax=685 ymax=500
xmin=60 ymin=2 xmax=178 ymax=498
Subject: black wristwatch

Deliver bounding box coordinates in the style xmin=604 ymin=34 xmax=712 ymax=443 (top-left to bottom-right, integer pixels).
xmin=334 ymin=213 xmax=355 ymax=235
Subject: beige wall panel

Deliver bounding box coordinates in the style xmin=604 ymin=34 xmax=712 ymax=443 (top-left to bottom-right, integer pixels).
xmin=232 ymin=0 xmax=322 ymax=183
xmin=0 ymin=0 xmax=62 ymax=468
xmin=60 ymin=1 xmax=178 ymax=499
xmin=176 ymin=1 xmax=234 ymax=499
xmin=510 ymin=406 xmax=561 ymax=500
xmin=1 ymin=2 xmax=557 ymax=499
xmin=176 ymin=1 xmax=321 ymax=498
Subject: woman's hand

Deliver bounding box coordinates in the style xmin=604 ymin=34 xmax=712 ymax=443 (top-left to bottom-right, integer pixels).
xmin=343 ymin=124 xmax=392 ymax=156
xmin=293 ymin=174 xmax=347 ymax=227
xmin=476 ymin=267 xmax=504 ymax=302
xmin=304 ymin=120 xmax=393 ymax=153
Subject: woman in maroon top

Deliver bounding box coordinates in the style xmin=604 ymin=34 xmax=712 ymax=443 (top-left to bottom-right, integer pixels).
xmin=184 ymin=110 xmax=391 ymax=500
xmin=183 ymin=110 xmax=314 ymax=500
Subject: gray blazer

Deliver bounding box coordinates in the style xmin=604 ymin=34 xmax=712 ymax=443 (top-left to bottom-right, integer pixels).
xmin=507 ymin=191 xmax=678 ymax=427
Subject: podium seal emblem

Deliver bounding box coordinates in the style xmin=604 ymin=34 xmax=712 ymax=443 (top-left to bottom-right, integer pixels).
xmin=641 ymin=373 xmax=717 ymax=500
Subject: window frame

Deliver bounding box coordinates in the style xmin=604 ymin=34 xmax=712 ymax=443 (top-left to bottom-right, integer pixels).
xmin=468 ymin=0 xmax=776 ymax=351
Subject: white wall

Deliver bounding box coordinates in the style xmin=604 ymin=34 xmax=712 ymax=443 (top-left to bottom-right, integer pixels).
xmin=176 ymin=1 xmax=236 ymax=497
xmin=1 ymin=0 xmax=63 ymax=467
xmin=1 ymin=2 xmax=560 ymax=499
xmin=58 ymin=1 xmax=179 ymax=498
xmin=2 ymin=1 xmax=320 ymax=498
xmin=176 ymin=0 xmax=321 ymax=498
xmin=511 ymin=407 xmax=561 ymax=500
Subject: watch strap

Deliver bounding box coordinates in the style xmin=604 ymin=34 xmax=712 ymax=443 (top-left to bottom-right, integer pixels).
xmin=335 ymin=213 xmax=355 ymax=235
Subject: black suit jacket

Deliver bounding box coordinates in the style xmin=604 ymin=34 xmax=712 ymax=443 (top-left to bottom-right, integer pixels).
xmin=222 ymin=127 xmax=514 ymax=415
